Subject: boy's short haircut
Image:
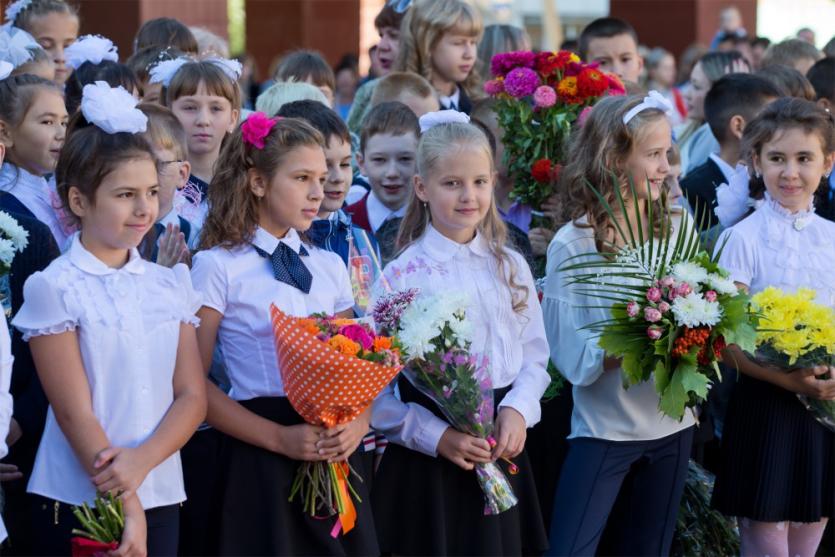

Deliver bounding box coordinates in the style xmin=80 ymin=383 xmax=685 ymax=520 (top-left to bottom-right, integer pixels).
xmin=134 ymin=17 xmax=198 ymax=55
xmin=370 ymin=72 xmax=435 ymax=107
xmin=807 ymin=57 xmax=835 ymax=103
xmin=704 ymin=74 xmax=782 ymax=143
xmin=578 ymin=17 xmax=639 ymax=60
xmin=276 ymin=100 xmax=351 ymax=146
xmin=254 ymin=81 xmax=329 ymax=117
xmin=761 ymin=38 xmax=822 ymax=69
xmin=359 ymin=101 xmax=421 ymax=152
xmin=138 ymin=103 xmax=189 ymax=160
xmin=374 ymin=4 xmax=406 ymax=31
xmin=126 ymin=46 xmax=185 ymax=83
xmin=755 ymin=64 xmax=816 ymax=101
xmin=274 ymin=49 xmax=335 ymax=92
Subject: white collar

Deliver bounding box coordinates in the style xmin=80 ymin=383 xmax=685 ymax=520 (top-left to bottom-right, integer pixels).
xmin=367 ymin=191 xmax=406 ymax=233
xmin=68 ymin=232 xmax=145 ymax=276
xmin=708 ymin=153 xmax=737 ymax=185
xmin=420 ymin=223 xmax=490 ymax=262
xmin=439 ymin=87 xmax=461 ymax=110
xmin=157 ymin=208 xmax=181 ymax=228
xmin=0 ymin=163 xmax=48 ymax=194
xmin=252 ymin=226 xmax=306 ymax=255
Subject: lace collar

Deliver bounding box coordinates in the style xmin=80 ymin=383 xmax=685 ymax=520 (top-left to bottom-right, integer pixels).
xmin=761 ymin=192 xmax=815 ymax=231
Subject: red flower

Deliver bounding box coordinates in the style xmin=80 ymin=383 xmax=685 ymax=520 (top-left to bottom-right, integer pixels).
xmin=577 ymin=67 xmax=610 ymax=98
xmin=534 ymin=51 xmax=570 ymax=77
xmin=531 ymin=158 xmax=553 ymax=183
xmin=606 ymin=73 xmax=627 ymax=96
xmin=71 ymin=538 xmax=119 ymax=557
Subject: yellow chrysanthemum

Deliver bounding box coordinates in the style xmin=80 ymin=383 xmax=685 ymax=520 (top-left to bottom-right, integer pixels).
xmin=752 ymin=287 xmax=835 ymax=364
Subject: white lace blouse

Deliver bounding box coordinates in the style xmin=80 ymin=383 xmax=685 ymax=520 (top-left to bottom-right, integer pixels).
xmin=542 ymin=215 xmax=697 ymax=441
xmin=717 ymin=195 xmax=835 ymax=304
xmin=12 ymin=234 xmax=202 ymax=508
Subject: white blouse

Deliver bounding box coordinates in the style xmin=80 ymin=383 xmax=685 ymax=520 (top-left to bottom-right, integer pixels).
xmin=0 ymin=314 xmax=13 ymax=542
xmin=191 ymin=227 xmax=355 ymax=400
xmin=542 ymin=215 xmax=696 ymax=441
xmin=12 ymin=234 xmax=201 ymax=508
xmin=370 ymin=225 xmax=550 ymax=457
xmin=0 ymin=164 xmax=70 ymax=250
xmin=718 ymin=196 xmax=835 ymax=304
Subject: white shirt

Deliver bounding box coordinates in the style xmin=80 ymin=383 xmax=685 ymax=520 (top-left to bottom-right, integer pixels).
xmin=0 ymin=164 xmax=69 ymax=250
xmin=0 ymin=314 xmax=13 ymax=542
xmin=542 ymin=215 xmax=696 ymax=441
xmin=708 ymin=153 xmax=737 ymax=185
xmin=718 ymin=195 xmax=835 ymax=306
xmin=439 ymin=87 xmax=461 ymax=111
xmin=158 ymin=208 xmax=198 ymax=250
xmin=191 ymin=227 xmax=355 ymax=400
xmin=367 ymin=191 xmax=406 ymax=234
xmin=12 ymin=234 xmax=201 ymax=508
xmin=370 ymin=225 xmax=550 ymax=456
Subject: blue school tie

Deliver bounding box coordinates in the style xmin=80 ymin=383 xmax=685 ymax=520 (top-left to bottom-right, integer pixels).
xmin=254 ymin=242 xmax=312 ymax=293
xmin=150 ymin=222 xmax=165 ymax=262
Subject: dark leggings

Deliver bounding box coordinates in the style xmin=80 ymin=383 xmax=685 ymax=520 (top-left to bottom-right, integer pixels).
xmin=29 ymin=494 xmax=179 ymax=557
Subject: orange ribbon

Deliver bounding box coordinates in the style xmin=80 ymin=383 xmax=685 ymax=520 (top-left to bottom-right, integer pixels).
xmin=331 ymin=462 xmax=356 ymax=536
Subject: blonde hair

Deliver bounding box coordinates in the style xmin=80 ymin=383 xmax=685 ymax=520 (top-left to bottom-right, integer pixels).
xmin=189 ymin=27 xmax=230 ymax=58
xmin=255 ymin=81 xmax=329 ymax=117
xmin=370 ymin=71 xmax=436 ymax=106
xmin=395 ymin=0 xmax=484 ymax=101
xmin=398 ymin=121 xmax=528 ymax=312
xmin=138 ymin=103 xmax=188 ymax=160
xmin=559 ymin=95 xmax=671 ymax=250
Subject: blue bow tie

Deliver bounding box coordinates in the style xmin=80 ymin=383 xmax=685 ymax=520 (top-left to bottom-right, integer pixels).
xmin=254 ymin=242 xmax=312 ymax=294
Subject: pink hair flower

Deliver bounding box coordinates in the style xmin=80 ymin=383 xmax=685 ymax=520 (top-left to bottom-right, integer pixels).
xmin=242 ymin=112 xmax=278 ymax=149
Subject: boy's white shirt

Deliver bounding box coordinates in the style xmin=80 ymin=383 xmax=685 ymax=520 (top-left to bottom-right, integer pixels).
xmin=367 ymin=190 xmax=406 ymax=234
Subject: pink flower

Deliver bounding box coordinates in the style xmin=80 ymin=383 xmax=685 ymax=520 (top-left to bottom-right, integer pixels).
xmin=533 ymin=85 xmax=557 ymax=108
xmin=660 ymin=276 xmax=675 ymax=288
xmin=676 ymin=282 xmax=692 ymax=297
xmin=658 ymin=301 xmax=671 ymax=313
xmin=484 ymin=78 xmax=505 ymax=96
xmin=647 ymin=287 xmax=662 ymax=303
xmin=647 ymin=326 xmax=663 ymax=340
xmin=490 ymin=50 xmax=536 ymax=77
xmin=504 ymin=67 xmax=540 ymax=98
xmin=241 ymin=112 xmax=278 ymax=149
xmin=704 ymin=290 xmax=718 ymax=302
xmin=338 ymin=324 xmax=374 ymax=351
xmin=577 ymin=106 xmax=594 ymax=128
xmin=644 ymin=307 xmax=662 ymax=323
xmin=626 ymin=301 xmax=641 ymax=318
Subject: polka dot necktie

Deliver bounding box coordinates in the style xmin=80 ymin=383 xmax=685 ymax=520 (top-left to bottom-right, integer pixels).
xmin=254 ymin=242 xmax=312 ymax=294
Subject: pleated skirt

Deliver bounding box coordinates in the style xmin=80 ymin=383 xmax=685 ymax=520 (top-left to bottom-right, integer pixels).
xmin=711 ymin=375 xmax=835 ymax=522
xmin=216 ymin=397 xmax=380 ymax=556
xmin=371 ymin=378 xmax=549 ymax=556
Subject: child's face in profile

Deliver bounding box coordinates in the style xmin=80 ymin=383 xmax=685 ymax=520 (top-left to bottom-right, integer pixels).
xmin=621 ymin=118 xmax=672 ymax=203
xmin=319 ymin=135 xmax=353 ymax=217
xmin=585 ymin=33 xmax=643 ymax=84
xmin=27 ymin=12 xmax=79 ymax=85
xmin=358 ymin=132 xmax=418 ymax=212
xmin=6 ymin=88 xmax=67 ymax=176
xmin=430 ymin=31 xmax=478 ymax=94
xmin=377 ymin=26 xmax=401 ymax=75
xmin=152 ymin=147 xmax=189 ymax=217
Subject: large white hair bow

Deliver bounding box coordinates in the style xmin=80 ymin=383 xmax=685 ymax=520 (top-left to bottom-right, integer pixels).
xmin=3 ymin=0 xmax=32 ymax=27
xmin=0 ymin=26 xmax=39 ymax=68
xmin=81 ymin=81 xmax=147 ymax=134
xmin=65 ymin=35 xmax=119 ymax=70
xmin=0 ymin=60 xmax=12 ymax=80
xmin=714 ymin=163 xmax=762 ymax=228
xmin=418 ymin=110 xmax=470 ymax=133
xmin=205 ymin=56 xmax=242 ymax=81
xmin=622 ymin=90 xmax=674 ymax=125
xmin=148 ymin=57 xmax=190 ymax=87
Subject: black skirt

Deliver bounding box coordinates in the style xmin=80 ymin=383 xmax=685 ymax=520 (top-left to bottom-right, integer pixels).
xmin=372 ymin=378 xmax=548 ymax=556
xmin=711 ymin=375 xmax=835 ymax=522
xmin=216 ymin=397 xmax=379 ymax=556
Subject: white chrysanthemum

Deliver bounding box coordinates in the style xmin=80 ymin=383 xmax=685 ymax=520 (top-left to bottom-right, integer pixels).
xmin=0 ymin=238 xmax=15 ymax=265
xmin=706 ymin=273 xmax=738 ymax=296
xmin=448 ymin=314 xmax=472 ymax=344
xmin=398 ymin=310 xmax=437 ymax=360
xmin=671 ymin=261 xmax=709 ymax=288
xmin=0 ymin=211 xmax=28 ymax=251
xmin=672 ymin=292 xmax=723 ymax=328
xmin=398 ymin=291 xmax=472 ymax=358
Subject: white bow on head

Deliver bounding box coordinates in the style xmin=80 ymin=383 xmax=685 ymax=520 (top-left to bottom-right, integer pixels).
xmin=0 ymin=60 xmax=13 ymax=80
xmin=148 ymin=57 xmax=191 ymax=87
xmin=205 ymin=56 xmax=242 ymax=81
xmin=622 ymin=90 xmax=674 ymax=125
xmin=81 ymin=81 xmax=147 ymax=134
xmin=65 ymin=35 xmax=119 ymax=70
xmin=3 ymin=0 xmax=32 ymax=26
xmin=0 ymin=26 xmax=39 ymax=68
xmin=419 ymin=109 xmax=470 ymax=133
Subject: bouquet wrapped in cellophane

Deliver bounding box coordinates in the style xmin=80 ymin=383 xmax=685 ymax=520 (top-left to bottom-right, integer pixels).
xmin=269 ymin=306 xmax=403 ymax=536
xmin=750 ymin=287 xmax=835 ymax=431
xmin=372 ymin=289 xmax=519 ymax=515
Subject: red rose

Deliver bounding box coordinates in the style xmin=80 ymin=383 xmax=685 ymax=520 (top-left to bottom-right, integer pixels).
xmin=531 ymin=158 xmax=553 ymax=183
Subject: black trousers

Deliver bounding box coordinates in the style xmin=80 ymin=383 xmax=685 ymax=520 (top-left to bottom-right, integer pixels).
xmin=547 ymin=427 xmax=694 ymax=556
xmin=28 ymin=494 xmax=179 ymax=557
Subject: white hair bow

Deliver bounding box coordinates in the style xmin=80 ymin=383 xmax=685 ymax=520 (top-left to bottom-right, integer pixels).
xmin=622 ymin=90 xmax=674 ymax=125
xmin=714 ymin=163 xmax=762 ymax=227
xmin=206 ymin=56 xmax=242 ymax=81
xmin=0 ymin=60 xmax=13 ymax=80
xmin=3 ymin=0 xmax=32 ymax=27
xmin=419 ymin=110 xmax=470 ymax=133
xmin=81 ymin=81 xmax=147 ymax=134
xmin=148 ymin=57 xmax=190 ymax=87
xmin=65 ymin=35 xmax=119 ymax=70
xmin=0 ymin=26 xmax=39 ymax=68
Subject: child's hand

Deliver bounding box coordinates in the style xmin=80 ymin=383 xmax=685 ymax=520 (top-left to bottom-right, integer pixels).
xmin=156 ymin=224 xmax=190 ymax=268
xmin=492 ymin=407 xmax=527 ymax=460
xmin=541 ymin=194 xmax=560 ymax=222
xmin=0 ymin=463 xmax=23 ymax=482
xmin=110 ymin=495 xmax=147 ymax=557
xmin=529 ymin=227 xmax=555 ymax=257
xmin=276 ymin=423 xmax=328 ymax=461
xmin=7 ymin=417 xmax=21 ymax=446
xmin=437 ymin=428 xmax=492 ymax=471
xmin=317 ymin=411 xmax=371 ymax=462
xmin=91 ymin=447 xmax=152 ymax=498
xmin=781 ymin=366 xmax=835 ymax=400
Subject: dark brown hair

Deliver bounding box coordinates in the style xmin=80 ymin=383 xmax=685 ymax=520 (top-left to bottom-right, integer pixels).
xmin=755 ymin=65 xmax=816 ymax=101
xmin=199 ymin=117 xmax=324 ymax=250
xmin=374 ymin=4 xmax=405 ymax=31
xmin=359 ymin=101 xmax=420 ymax=152
xmin=578 ymin=17 xmax=639 ymax=61
xmin=133 ymin=17 xmax=198 ymax=55
xmin=163 ymin=60 xmax=242 ymax=110
xmin=276 ymin=100 xmax=350 ymax=147
xmin=0 ymin=74 xmax=60 ymax=130
xmin=126 ymin=45 xmax=185 ymax=83
xmin=64 ymin=61 xmax=142 ymax=115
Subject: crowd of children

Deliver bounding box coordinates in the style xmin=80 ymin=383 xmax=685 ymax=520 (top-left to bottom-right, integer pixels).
xmin=0 ymin=0 xmax=833 ymax=555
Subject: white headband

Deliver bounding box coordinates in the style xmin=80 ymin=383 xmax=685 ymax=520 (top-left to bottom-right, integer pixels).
xmin=622 ymin=90 xmax=674 ymax=125
xmin=81 ymin=81 xmax=147 ymax=134
xmin=419 ymin=110 xmax=470 ymax=133
xmin=0 ymin=26 xmax=39 ymax=69
xmin=3 ymin=0 xmax=32 ymax=26
xmin=205 ymin=56 xmax=242 ymax=81
xmin=65 ymin=35 xmax=119 ymax=70
xmin=0 ymin=60 xmax=12 ymax=80
xmin=148 ymin=56 xmax=241 ymax=87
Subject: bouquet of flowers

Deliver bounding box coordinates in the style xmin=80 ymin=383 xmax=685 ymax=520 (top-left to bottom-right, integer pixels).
xmin=270 ymin=306 xmax=402 ymax=536
xmin=70 ymin=493 xmax=123 ymax=557
xmin=373 ymin=289 xmax=519 ymax=515
xmin=750 ymin=287 xmax=835 ymax=431
xmin=0 ymin=210 xmax=28 ymax=315
xmin=485 ymin=50 xmax=625 ymax=216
